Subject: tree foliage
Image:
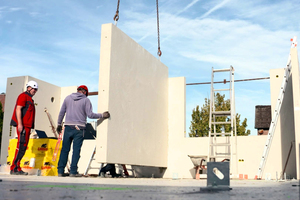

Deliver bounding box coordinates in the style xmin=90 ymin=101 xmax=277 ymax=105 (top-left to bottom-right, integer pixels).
xmin=189 ymin=93 xmax=250 ymax=137
xmin=0 ymin=102 xmax=3 ymax=148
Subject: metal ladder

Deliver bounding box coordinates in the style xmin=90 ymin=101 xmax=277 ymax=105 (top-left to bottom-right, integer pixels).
xmin=256 ymin=36 xmax=297 ymax=179
xmin=208 ymin=66 xmax=237 ymax=171
xmin=84 ymin=145 xmax=135 ymax=177
xmin=84 ymin=145 xmax=103 ymax=176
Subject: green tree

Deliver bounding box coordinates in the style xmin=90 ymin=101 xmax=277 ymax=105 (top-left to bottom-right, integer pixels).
xmin=189 ymin=93 xmax=250 ymax=137
xmin=0 ymin=102 xmax=3 ymax=148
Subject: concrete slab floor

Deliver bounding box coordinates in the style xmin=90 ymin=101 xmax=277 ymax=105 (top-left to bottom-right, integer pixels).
xmin=0 ymin=173 xmax=299 ymax=200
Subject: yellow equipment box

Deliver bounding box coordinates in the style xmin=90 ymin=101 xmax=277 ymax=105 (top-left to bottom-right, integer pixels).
xmin=7 ymin=138 xmax=62 ymax=176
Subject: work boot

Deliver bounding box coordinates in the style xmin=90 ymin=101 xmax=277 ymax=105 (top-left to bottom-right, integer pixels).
xmin=58 ymin=173 xmax=69 ymax=177
xmin=17 ymin=170 xmax=28 ymax=175
xmin=69 ymin=173 xmax=82 ymax=177
xmin=112 ymin=174 xmax=122 ymax=178
xmin=10 ymin=170 xmax=18 ymax=175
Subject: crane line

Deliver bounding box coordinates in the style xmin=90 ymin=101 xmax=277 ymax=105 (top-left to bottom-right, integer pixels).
xmin=114 ymin=0 xmax=120 ymax=25
xmin=186 ymin=77 xmax=270 ymax=85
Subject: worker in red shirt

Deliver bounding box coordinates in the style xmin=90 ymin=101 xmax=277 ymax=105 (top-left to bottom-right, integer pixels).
xmin=10 ymin=80 xmax=38 ymax=175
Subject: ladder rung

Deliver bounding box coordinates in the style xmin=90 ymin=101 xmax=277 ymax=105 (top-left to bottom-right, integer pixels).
xmin=209 ymin=155 xmax=231 ymax=159
xmin=216 ymin=153 xmax=231 ymax=155
xmin=212 ymin=111 xmax=231 ymax=116
xmin=213 ymin=68 xmax=231 ymax=72
xmin=210 ymin=143 xmax=231 ymax=146
xmin=214 ymin=89 xmax=230 ymax=92
xmin=211 ymin=132 xmax=232 ymax=136
xmin=211 ymin=122 xmax=231 ymax=125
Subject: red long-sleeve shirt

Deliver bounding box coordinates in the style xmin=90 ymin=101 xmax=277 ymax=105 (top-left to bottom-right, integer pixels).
xmin=10 ymin=92 xmax=35 ymax=128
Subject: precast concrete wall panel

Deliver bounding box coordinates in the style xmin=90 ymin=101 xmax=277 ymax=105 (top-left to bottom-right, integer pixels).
xmin=1 ymin=76 xmax=27 ymax=164
xmin=290 ymin=47 xmax=300 ymax=179
xmin=31 ymin=77 xmax=61 ymax=138
xmin=269 ymin=69 xmax=288 ymax=179
xmin=269 ymin=67 xmax=297 ymax=179
xmin=278 ymin=69 xmax=297 ymax=179
xmin=166 ymin=77 xmax=187 ymax=178
xmin=96 ymin=23 xmax=169 ymax=167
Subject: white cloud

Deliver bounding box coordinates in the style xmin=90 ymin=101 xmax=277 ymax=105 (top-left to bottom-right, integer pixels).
xmin=120 ymin=8 xmax=296 ymax=79
xmin=29 ymin=12 xmax=39 ymax=17
xmin=9 ymin=7 xmax=24 ymax=12
xmin=125 ymin=0 xmax=203 ymax=45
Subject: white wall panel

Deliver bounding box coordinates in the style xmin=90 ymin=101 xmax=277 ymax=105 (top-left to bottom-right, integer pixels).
xmin=290 ymin=48 xmax=300 ymax=179
xmin=96 ymin=23 xmax=168 ymax=167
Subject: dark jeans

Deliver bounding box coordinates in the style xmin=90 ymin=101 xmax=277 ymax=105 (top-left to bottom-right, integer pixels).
xmin=57 ymin=125 xmax=84 ymax=174
xmin=99 ymin=164 xmax=116 ymax=176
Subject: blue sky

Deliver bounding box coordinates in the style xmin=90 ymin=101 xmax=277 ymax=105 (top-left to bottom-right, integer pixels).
xmin=1 ymin=0 xmax=299 ymax=136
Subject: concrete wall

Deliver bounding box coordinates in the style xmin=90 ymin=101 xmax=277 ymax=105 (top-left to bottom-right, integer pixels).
xmin=96 ymin=23 xmax=169 ymax=167
xmin=268 ymin=69 xmax=290 ymax=179
xmin=268 ymin=48 xmax=299 ymax=180
xmin=60 ymin=86 xmax=77 ymax=107
xmin=166 ymin=77 xmax=189 ymax=178
xmin=165 ymin=129 xmax=289 ymax=179
xmin=290 ymin=47 xmax=300 ymax=179
xmin=164 ymin=73 xmax=297 ymax=180
xmin=267 ymin=46 xmax=300 ymax=180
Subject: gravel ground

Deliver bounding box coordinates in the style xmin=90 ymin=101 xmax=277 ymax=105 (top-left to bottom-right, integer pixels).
xmin=0 ymin=173 xmax=299 ymax=200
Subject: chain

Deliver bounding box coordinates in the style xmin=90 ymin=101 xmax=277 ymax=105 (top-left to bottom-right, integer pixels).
xmin=156 ymin=0 xmax=162 ymax=57
xmin=114 ymin=0 xmax=120 ymax=25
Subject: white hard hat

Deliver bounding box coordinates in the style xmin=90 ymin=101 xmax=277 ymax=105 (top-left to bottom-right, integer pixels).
xmin=26 ymin=80 xmax=38 ymax=89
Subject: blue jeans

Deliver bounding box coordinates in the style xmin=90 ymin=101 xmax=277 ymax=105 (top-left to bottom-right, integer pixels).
xmin=57 ymin=126 xmax=84 ymax=174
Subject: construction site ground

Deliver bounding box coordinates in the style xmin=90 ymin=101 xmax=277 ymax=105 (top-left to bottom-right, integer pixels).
xmin=0 ymin=173 xmax=299 ymax=200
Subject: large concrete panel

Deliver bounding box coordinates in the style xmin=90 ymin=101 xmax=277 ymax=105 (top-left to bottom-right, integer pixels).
xmin=277 ymin=66 xmax=297 ymax=179
xmin=267 ymin=46 xmax=300 ymax=180
xmin=1 ymin=77 xmax=26 ymax=165
xmin=96 ymin=23 xmax=168 ymax=167
xmin=165 ymin=77 xmax=190 ymax=178
xmin=268 ymin=69 xmax=289 ymax=179
xmin=267 ymin=56 xmax=298 ymax=180
xmin=290 ymin=47 xmax=300 ymax=179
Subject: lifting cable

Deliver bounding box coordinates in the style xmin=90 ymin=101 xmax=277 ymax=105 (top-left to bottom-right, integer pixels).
xmin=87 ymin=77 xmax=270 ymax=96
xmin=186 ymin=77 xmax=270 ymax=85
xmin=114 ymin=0 xmax=120 ymax=25
xmin=156 ymin=0 xmax=162 ymax=58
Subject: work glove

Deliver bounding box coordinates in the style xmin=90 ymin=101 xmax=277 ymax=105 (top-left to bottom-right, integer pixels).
xmin=102 ymin=111 xmax=110 ymax=119
xmin=56 ymin=125 xmax=62 ymax=134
